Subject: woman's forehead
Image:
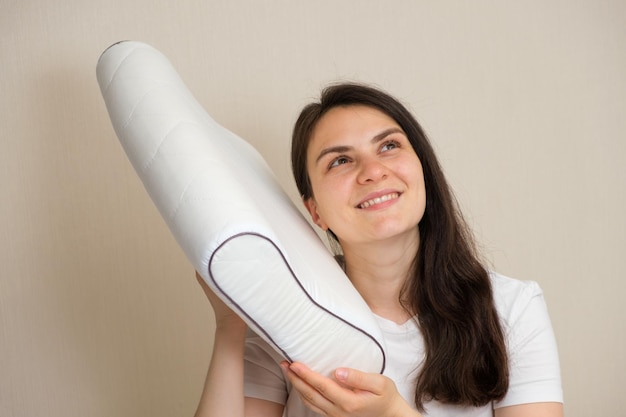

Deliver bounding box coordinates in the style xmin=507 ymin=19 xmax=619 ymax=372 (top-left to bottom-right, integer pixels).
xmin=309 ymin=105 xmax=402 ymax=148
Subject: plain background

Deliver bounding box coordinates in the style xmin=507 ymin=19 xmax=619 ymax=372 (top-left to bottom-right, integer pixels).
xmin=1 ymin=1 xmax=624 ymax=416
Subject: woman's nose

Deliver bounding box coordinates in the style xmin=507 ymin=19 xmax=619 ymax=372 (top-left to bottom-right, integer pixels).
xmin=356 ymin=157 xmax=388 ymax=184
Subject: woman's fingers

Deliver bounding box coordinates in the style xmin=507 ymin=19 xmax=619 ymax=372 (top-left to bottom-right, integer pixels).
xmin=283 ymin=362 xmax=336 ymax=401
xmin=282 ymin=362 xmax=377 ymax=415
xmin=281 ymin=362 xmax=335 ymax=413
xmin=334 ymin=367 xmax=385 ymax=394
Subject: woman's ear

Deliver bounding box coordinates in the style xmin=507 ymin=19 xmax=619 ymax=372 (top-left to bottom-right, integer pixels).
xmin=303 ymin=197 xmax=328 ymax=231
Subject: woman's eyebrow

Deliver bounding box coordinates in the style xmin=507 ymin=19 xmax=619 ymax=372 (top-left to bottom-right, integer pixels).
xmin=371 ymin=127 xmax=404 ymax=144
xmin=315 ymin=128 xmax=405 ymax=165
xmin=315 ymin=145 xmax=352 ymax=164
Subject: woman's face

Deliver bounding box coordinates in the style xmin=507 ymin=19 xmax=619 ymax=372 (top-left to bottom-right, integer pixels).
xmin=303 ymin=105 xmax=426 ymax=248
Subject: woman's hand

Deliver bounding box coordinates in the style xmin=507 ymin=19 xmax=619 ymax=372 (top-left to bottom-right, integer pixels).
xmin=281 ymin=362 xmax=422 ymax=417
xmin=195 ymin=271 xmax=246 ymax=331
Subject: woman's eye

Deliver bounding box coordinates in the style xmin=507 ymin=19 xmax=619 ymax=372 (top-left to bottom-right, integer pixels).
xmin=329 ymin=156 xmax=349 ymax=169
xmin=380 ymin=140 xmax=400 ymax=152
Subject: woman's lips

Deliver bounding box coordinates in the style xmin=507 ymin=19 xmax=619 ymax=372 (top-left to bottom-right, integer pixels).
xmin=357 ymin=192 xmax=400 ymax=209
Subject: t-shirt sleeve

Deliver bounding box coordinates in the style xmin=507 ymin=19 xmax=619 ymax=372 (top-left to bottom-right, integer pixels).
xmin=244 ymin=330 xmax=289 ymax=405
xmin=494 ymin=279 xmax=563 ymax=408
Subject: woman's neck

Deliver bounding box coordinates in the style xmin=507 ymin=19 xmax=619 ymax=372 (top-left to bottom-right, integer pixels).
xmin=340 ymin=230 xmax=419 ymax=324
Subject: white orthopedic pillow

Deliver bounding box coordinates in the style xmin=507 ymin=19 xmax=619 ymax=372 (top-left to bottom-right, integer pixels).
xmin=96 ymin=41 xmax=386 ymax=376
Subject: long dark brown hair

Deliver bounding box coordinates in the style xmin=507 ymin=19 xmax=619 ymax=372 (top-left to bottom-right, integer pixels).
xmin=291 ymin=83 xmax=509 ymax=410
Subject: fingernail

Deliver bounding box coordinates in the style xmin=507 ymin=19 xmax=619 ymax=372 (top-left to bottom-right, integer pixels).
xmin=335 ymin=368 xmax=348 ymax=381
xmin=289 ymin=363 xmax=302 ymax=374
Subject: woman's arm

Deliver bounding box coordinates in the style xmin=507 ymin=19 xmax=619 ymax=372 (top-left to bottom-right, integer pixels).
xmin=193 ymin=272 xmax=283 ymax=417
xmin=495 ymin=402 xmax=563 ymax=417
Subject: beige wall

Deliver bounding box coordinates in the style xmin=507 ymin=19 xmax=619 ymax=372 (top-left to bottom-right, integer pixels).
xmin=1 ymin=1 xmax=624 ymax=415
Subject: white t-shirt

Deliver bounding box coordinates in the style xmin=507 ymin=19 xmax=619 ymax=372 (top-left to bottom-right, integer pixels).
xmin=244 ymin=272 xmax=563 ymax=416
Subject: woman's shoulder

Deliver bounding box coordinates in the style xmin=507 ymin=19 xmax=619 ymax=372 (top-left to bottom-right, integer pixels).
xmin=488 ymin=271 xmax=548 ymax=326
xmin=489 ymin=271 xmax=543 ymax=296
xmin=489 ymin=272 xmax=563 ymax=406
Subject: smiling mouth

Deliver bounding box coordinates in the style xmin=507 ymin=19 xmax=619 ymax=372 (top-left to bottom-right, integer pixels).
xmin=357 ymin=192 xmax=400 ymax=209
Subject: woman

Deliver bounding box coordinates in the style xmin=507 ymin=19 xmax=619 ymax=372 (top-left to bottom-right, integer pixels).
xmin=194 ymin=83 xmax=563 ymax=417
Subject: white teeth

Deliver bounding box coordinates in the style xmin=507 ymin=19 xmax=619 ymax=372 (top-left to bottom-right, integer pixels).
xmin=359 ymin=193 xmax=399 ymax=208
